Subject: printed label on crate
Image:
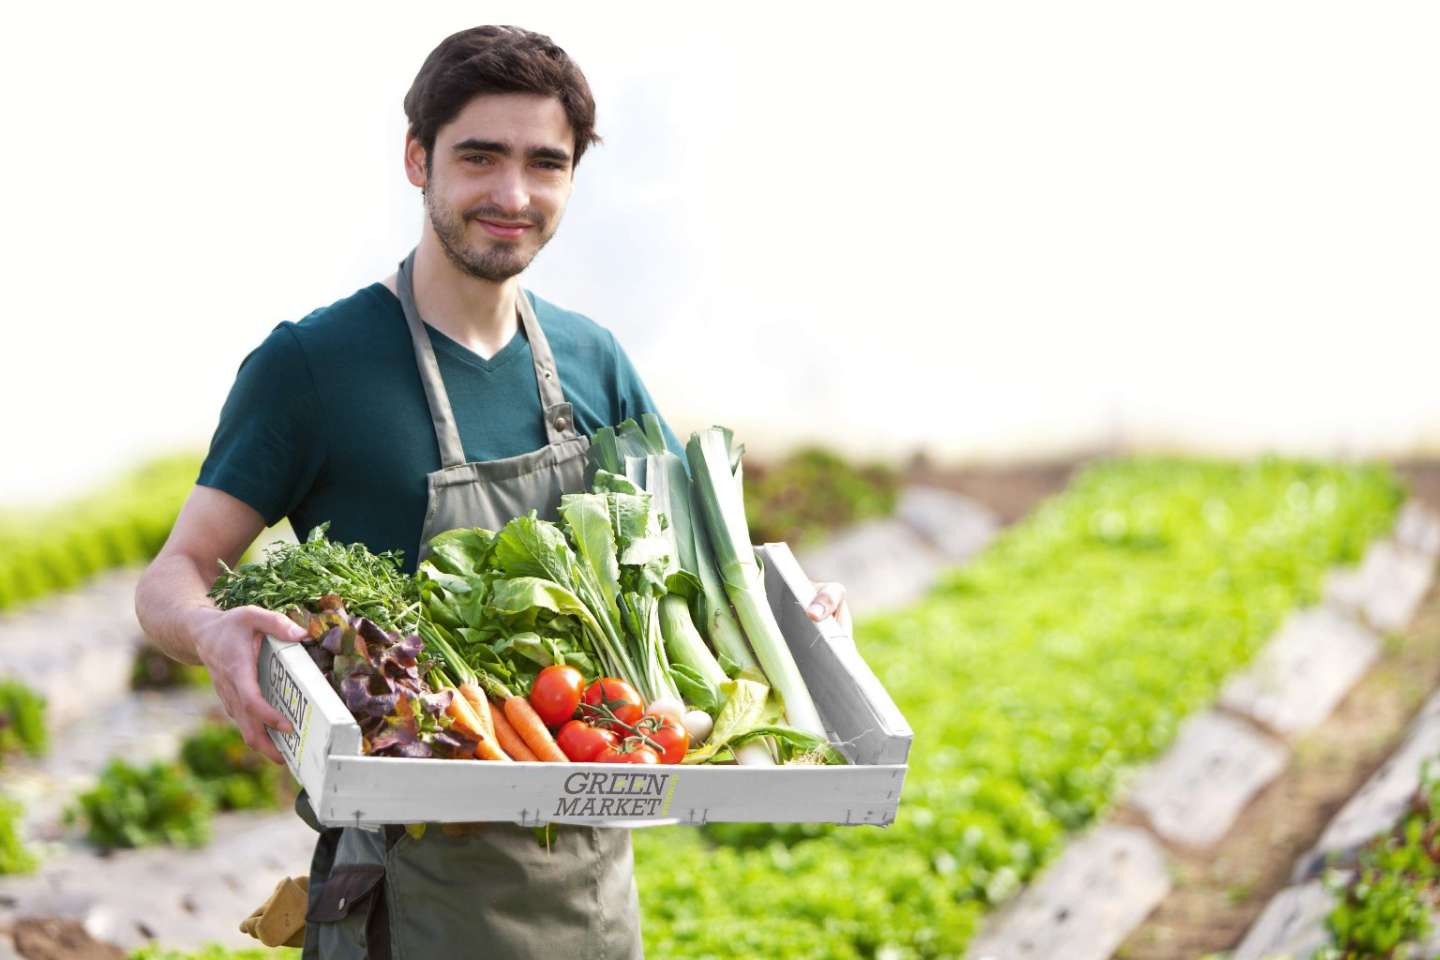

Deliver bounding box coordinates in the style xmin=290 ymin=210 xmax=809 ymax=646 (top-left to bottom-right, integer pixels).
xmin=551 ymin=770 xmax=679 ymax=819
xmin=264 ymin=650 xmax=312 ymax=768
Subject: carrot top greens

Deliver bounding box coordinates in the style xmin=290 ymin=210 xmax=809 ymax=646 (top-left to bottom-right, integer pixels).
xmin=208 ymin=523 xmax=419 ymax=634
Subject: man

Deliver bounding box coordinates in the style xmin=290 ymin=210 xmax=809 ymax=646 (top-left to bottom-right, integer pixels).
xmin=135 ymin=24 xmax=851 ymax=959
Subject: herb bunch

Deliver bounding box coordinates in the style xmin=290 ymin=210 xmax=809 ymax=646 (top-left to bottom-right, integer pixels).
xmin=209 ymin=523 xmax=419 ymax=632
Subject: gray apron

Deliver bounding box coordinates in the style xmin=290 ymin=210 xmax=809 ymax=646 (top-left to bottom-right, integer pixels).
xmin=299 ymin=250 xmax=643 ymax=960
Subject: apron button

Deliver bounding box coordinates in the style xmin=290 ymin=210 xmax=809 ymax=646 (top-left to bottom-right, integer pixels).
xmin=337 ymin=896 xmax=347 ymax=910
xmin=543 ymin=369 xmax=553 ymax=379
xmin=555 ymin=417 xmax=569 ymax=431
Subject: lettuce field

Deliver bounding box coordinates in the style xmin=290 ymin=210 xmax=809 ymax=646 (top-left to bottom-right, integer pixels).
xmin=0 ymin=454 xmax=1412 ymax=960
xmin=632 ymin=457 xmax=1404 ymax=959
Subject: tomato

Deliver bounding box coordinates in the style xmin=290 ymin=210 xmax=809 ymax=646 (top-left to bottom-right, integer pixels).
xmin=594 ymin=743 xmax=629 ymax=763
xmin=594 ymin=741 xmax=660 ymax=764
xmin=529 ymin=665 xmax=586 ymax=728
xmin=620 ymin=746 xmax=660 ymax=764
xmin=555 ymin=720 xmax=618 ymax=763
xmin=582 ymin=677 xmax=644 ymax=727
xmin=643 ymin=716 xmax=689 ymax=765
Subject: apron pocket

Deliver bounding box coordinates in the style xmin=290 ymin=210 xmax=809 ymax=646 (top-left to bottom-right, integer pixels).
xmin=309 ymin=863 xmax=390 ymax=960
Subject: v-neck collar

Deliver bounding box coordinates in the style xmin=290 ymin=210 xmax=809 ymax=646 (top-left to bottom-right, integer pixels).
xmin=376 ymin=283 xmax=532 ymax=374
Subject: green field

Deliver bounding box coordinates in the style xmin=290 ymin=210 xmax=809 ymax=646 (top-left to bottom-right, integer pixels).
xmin=634 ymin=456 xmax=1404 ymax=959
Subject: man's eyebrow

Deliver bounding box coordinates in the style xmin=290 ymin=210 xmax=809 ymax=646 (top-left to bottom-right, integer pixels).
xmin=528 ymin=145 xmax=572 ymax=165
xmin=451 ymin=138 xmax=572 ymax=165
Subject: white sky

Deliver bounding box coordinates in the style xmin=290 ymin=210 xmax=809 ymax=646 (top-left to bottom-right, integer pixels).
xmin=2 ymin=2 xmax=1438 ymax=504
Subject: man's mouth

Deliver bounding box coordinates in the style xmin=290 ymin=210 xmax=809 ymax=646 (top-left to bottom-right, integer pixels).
xmin=474 ymin=219 xmax=532 ymax=240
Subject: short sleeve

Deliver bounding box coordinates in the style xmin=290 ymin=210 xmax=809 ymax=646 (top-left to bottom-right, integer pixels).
xmin=197 ymin=323 xmax=324 ymax=526
xmin=610 ymin=332 xmax=686 ymax=460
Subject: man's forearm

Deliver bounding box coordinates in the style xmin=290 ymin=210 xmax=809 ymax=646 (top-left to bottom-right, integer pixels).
xmin=135 ymin=553 xmax=225 ymax=666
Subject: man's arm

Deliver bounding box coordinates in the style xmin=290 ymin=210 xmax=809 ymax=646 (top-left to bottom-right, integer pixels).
xmin=134 ymin=485 xmax=308 ymax=763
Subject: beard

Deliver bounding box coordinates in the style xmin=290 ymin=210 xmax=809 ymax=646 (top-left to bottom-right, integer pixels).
xmin=425 ymin=188 xmax=554 ymax=283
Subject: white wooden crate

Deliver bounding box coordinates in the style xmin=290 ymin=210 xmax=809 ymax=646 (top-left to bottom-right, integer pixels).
xmin=258 ymin=543 xmax=912 ymax=829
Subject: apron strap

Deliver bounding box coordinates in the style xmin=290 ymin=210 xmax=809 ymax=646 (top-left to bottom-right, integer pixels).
xmin=514 ymin=284 xmax=580 ymax=446
xmin=394 ymin=251 xmax=584 ymax=466
xmin=397 ymin=250 xmax=467 ymax=468
xmin=396 ymin=249 xmax=582 ymax=466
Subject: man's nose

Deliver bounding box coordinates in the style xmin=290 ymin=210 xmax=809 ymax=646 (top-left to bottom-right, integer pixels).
xmin=488 ymin=165 xmax=530 ymax=216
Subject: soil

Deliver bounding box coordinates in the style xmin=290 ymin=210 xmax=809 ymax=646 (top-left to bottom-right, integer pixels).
xmin=1113 ymin=460 xmax=1440 ymax=959
xmin=904 ymin=451 xmax=1097 ymax=525
xmin=8 ymin=918 xmax=124 ymax=960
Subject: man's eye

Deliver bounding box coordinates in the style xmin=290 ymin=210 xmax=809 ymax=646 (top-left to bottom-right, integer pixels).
xmin=536 ymin=161 xmax=564 ymax=171
xmin=464 ymin=155 xmax=491 ymax=165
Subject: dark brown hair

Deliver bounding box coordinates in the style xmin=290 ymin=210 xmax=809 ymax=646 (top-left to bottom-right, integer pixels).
xmin=404 ymin=26 xmax=602 ymax=171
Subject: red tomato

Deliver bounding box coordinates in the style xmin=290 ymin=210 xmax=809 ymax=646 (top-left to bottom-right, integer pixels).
xmin=594 ymin=743 xmax=629 ymax=763
xmin=582 ymin=677 xmax=644 ymax=727
xmin=594 ymin=741 xmax=659 ymax=764
xmin=555 ymin=720 xmax=618 ymax=763
xmin=529 ymin=665 xmax=586 ymax=728
xmin=619 ymin=745 xmax=660 ymax=764
xmin=644 ymin=716 xmax=689 ymax=765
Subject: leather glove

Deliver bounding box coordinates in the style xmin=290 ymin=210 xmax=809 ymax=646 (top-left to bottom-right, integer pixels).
xmin=239 ymin=874 xmax=309 ymax=948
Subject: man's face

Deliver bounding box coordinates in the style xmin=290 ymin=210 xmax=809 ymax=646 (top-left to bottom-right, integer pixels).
xmin=408 ymin=92 xmax=576 ymax=283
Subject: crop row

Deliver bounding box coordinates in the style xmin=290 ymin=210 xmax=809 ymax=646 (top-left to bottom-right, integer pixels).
xmin=0 ymin=448 xmax=896 ymax=615
xmin=0 ymin=455 xmax=201 ymax=613
xmin=633 ymin=456 xmax=1405 ymax=959
xmin=0 ymin=717 xmax=289 ymax=875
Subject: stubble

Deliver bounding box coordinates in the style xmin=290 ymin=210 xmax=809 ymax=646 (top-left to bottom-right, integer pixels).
xmin=424 ymin=187 xmax=554 ymax=283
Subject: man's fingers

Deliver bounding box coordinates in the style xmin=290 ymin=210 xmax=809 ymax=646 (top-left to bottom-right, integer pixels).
xmin=241 ymin=718 xmax=286 ymax=765
xmin=807 ymin=582 xmax=846 ymax=620
xmin=242 ymin=689 xmax=291 ymax=734
xmin=247 ymin=606 xmax=308 ymax=643
xmin=231 ymin=655 xmax=292 ymax=734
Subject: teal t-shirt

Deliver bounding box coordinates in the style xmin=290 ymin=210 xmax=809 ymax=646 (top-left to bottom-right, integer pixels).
xmin=198 ymin=282 xmax=682 ymax=571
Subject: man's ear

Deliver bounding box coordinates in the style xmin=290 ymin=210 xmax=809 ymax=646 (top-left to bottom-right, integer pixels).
xmin=404 ymin=132 xmax=429 ymax=190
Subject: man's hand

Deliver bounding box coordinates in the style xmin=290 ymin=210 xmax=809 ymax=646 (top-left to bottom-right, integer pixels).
xmin=135 ymin=485 xmax=303 ymax=767
xmin=805 ymin=581 xmax=853 ymax=636
xmin=192 ymin=606 xmax=308 ymax=764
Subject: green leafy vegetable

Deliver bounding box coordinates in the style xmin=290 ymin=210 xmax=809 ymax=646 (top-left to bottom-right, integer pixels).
xmin=0 ymin=791 xmax=37 ymax=874
xmin=179 ymin=721 xmax=290 ymax=811
xmin=1314 ymin=761 xmax=1440 ymax=958
xmin=209 ymin=523 xmax=419 ymax=633
xmin=0 ymin=679 xmax=47 ymax=762
xmin=683 ymin=678 xmax=771 ymax=764
xmin=128 ymin=944 xmax=300 ymax=960
xmin=67 ymin=758 xmax=213 ymax=850
xmin=633 ymin=455 xmax=1405 ymax=959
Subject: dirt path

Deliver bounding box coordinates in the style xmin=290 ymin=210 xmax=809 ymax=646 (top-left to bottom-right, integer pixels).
xmin=905 ymin=453 xmax=1092 ymax=524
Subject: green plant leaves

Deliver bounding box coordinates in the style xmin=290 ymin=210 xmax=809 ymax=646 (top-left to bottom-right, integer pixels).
xmin=66 ymin=758 xmax=213 ymax=850
xmin=634 ymin=456 xmax=1405 ymax=959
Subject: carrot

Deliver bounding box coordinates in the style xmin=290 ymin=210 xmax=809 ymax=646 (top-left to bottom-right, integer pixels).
xmin=417 ymin=629 xmax=511 ymax=761
xmin=477 ymin=674 xmax=566 ymax=762
xmin=503 ymin=696 xmax=567 ymax=762
xmin=459 ymin=683 xmax=509 ymax=762
xmin=488 ymin=701 xmax=539 ymax=762
xmin=442 ymin=686 xmax=511 ymax=762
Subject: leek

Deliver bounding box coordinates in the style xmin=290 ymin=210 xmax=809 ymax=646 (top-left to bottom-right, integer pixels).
xmin=686 ymin=427 xmax=826 ymax=738
xmin=590 ymin=417 xmax=751 ymax=682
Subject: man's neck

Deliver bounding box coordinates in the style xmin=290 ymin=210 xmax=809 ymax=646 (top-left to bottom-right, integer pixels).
xmin=400 ymin=233 xmax=520 ymax=361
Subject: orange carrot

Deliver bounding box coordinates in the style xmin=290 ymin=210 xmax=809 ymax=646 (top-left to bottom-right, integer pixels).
xmin=488 ymin=701 xmax=539 ymax=762
xmin=503 ymin=696 xmax=567 ymax=762
xmin=443 ymin=688 xmax=511 ymax=762
xmin=457 ymin=683 xmax=509 ymax=761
